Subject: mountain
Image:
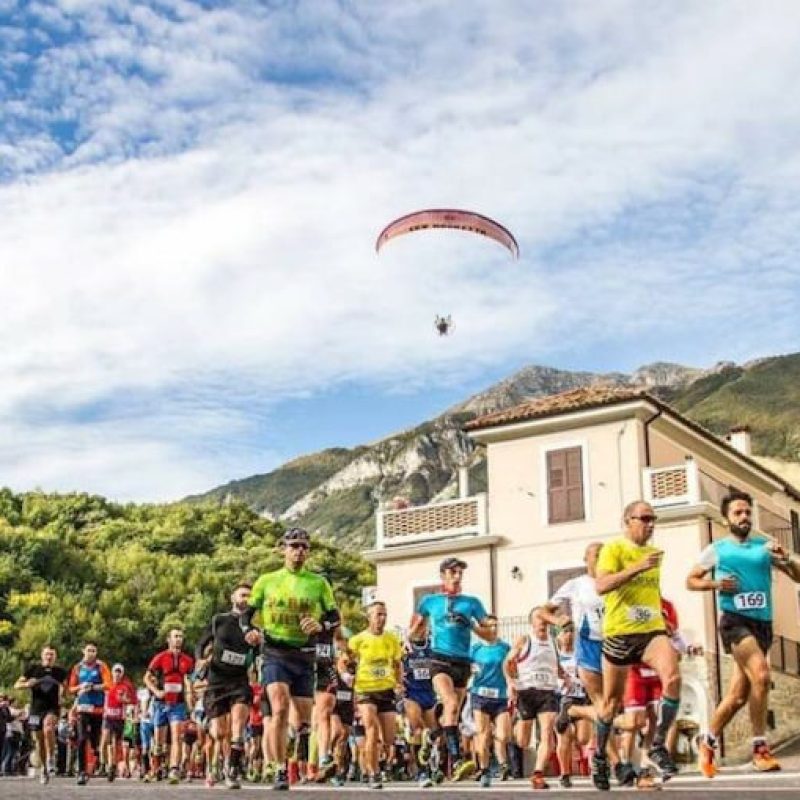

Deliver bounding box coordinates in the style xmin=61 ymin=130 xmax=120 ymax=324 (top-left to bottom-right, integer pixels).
xmin=188 ymin=354 xmax=800 ymax=550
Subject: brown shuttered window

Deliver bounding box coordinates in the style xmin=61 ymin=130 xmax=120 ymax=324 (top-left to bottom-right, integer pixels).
xmin=546 ymin=446 xmax=585 ymax=524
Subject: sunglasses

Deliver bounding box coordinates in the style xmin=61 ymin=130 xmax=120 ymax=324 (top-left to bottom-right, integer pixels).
xmin=286 ymin=542 xmax=309 ymax=550
xmin=630 ymin=515 xmax=658 ymax=524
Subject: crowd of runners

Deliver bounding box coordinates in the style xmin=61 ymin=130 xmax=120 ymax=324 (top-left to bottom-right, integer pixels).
xmin=4 ymin=489 xmax=799 ymax=790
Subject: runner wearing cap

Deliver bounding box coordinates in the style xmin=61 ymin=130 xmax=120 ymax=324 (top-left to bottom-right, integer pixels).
xmin=687 ymin=489 xmax=800 ymax=777
xmin=240 ymin=527 xmax=340 ymax=791
xmin=101 ymin=664 xmax=135 ymax=782
xmin=408 ymin=556 xmax=492 ymax=781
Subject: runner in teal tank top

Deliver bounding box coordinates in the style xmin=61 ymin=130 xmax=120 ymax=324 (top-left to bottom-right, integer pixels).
xmin=688 ymin=490 xmax=800 ymax=778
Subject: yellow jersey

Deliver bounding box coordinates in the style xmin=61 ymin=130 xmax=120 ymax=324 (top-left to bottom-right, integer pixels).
xmin=597 ymin=536 xmax=665 ymax=637
xmin=349 ymin=630 xmax=402 ymax=694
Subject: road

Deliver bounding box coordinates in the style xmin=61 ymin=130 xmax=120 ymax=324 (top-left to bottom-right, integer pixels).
xmin=2 ymin=769 xmax=799 ymax=799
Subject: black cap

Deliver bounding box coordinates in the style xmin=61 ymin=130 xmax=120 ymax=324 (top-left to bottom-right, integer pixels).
xmin=439 ymin=557 xmax=467 ymax=572
xmin=281 ymin=527 xmax=310 ymax=545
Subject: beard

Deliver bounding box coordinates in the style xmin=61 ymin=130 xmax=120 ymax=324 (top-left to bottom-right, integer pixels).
xmin=730 ymin=521 xmax=751 ymax=539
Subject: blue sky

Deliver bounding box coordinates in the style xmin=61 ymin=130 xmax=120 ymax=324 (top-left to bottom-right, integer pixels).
xmin=1 ymin=1 xmax=799 ymax=501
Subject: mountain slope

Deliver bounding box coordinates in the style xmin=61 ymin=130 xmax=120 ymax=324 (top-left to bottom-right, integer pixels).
xmin=189 ymin=354 xmax=800 ymax=549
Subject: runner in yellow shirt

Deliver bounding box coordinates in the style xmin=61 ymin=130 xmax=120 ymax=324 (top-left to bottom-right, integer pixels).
xmin=348 ymin=602 xmax=402 ymax=790
xmin=591 ymin=500 xmax=680 ymax=791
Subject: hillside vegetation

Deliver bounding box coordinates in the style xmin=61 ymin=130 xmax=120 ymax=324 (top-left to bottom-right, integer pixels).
xmin=0 ymin=490 xmax=374 ymax=690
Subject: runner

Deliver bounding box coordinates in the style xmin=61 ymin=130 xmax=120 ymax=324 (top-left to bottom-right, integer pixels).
xmin=329 ymin=651 xmax=356 ymax=786
xmin=469 ymin=614 xmax=512 ymax=788
xmin=505 ymin=607 xmax=561 ymax=790
xmin=14 ymin=644 xmax=68 ymax=784
xmin=144 ymin=628 xmax=194 ymax=784
xmin=137 ymin=687 xmax=154 ymax=782
xmin=101 ymin=663 xmax=135 ymax=782
xmin=592 ymin=500 xmax=680 ymax=791
xmin=240 ymin=526 xmax=340 ymax=791
xmin=348 ymin=601 xmax=403 ymax=790
xmin=687 ymin=489 xmax=800 ymax=777
xmin=312 ymin=608 xmax=346 ymax=782
xmin=67 ymin=641 xmax=112 ymax=786
xmin=401 ymin=633 xmax=439 ymax=787
xmin=554 ymin=626 xmax=592 ymax=788
xmin=247 ymin=680 xmax=265 ymax=781
xmin=195 ymin=582 xmax=261 ymax=789
xmin=409 ymin=556 xmax=493 ymax=781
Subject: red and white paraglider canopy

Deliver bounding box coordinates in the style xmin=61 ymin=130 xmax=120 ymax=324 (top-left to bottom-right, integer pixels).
xmin=375 ymin=208 xmax=519 ymax=259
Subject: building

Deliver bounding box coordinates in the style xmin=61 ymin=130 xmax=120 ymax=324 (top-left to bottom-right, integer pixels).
xmin=363 ymin=387 xmax=800 ymax=761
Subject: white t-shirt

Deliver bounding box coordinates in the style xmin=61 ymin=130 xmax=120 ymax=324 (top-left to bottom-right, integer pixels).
xmin=549 ymin=574 xmax=604 ymax=642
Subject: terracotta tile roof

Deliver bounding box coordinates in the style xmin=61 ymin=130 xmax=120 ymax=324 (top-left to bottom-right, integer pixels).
xmin=463 ymin=386 xmax=649 ymax=431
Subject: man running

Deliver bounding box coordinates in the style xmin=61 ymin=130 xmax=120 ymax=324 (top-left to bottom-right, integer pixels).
xmin=144 ymin=628 xmax=194 ymax=784
xmin=240 ymin=527 xmax=340 ymax=791
xmin=195 ymin=582 xmax=261 ymax=789
xmin=312 ymin=608 xmax=346 ymax=781
xmin=505 ymin=607 xmax=561 ymax=790
xmin=591 ymin=501 xmax=680 ymax=790
xmin=409 ymin=556 xmax=492 ymax=781
xmin=15 ymin=645 xmax=68 ymax=784
xmin=101 ymin=663 xmax=135 ymax=781
xmin=401 ymin=633 xmax=438 ymax=787
xmin=68 ymin=641 xmax=112 ymax=786
xmin=470 ymin=614 xmax=512 ymax=788
xmin=687 ymin=489 xmax=800 ymax=776
xmin=348 ymin=601 xmax=403 ymax=790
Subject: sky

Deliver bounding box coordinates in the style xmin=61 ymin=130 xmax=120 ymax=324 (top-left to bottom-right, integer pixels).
xmin=1 ymin=0 xmax=799 ymax=502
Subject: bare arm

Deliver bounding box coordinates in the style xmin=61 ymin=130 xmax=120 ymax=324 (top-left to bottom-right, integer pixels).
xmin=771 ymin=550 xmax=800 ymax=582
xmin=686 ymin=563 xmax=723 ymax=592
xmin=408 ymin=613 xmax=427 ymax=641
xmin=538 ymin=602 xmax=572 ymax=629
xmin=143 ymin=670 xmax=163 ymax=699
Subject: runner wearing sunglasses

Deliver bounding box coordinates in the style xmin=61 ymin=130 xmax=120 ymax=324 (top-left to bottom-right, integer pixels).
xmin=241 ymin=528 xmax=340 ymax=790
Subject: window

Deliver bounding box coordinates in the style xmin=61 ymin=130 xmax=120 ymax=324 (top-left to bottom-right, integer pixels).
xmin=547 ymin=566 xmax=587 ymax=599
xmin=546 ymin=446 xmax=585 ymax=524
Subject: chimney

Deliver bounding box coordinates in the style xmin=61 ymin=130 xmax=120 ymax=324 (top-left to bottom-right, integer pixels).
xmin=458 ymin=465 xmax=470 ymax=498
xmin=727 ymin=426 xmax=752 ymax=456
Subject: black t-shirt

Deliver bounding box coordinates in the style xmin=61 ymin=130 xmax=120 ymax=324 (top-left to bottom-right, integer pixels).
xmin=196 ymin=612 xmax=255 ymax=684
xmin=25 ymin=664 xmax=68 ymax=711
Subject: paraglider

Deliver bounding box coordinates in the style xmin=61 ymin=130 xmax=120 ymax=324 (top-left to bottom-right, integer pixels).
xmin=434 ymin=314 xmax=453 ymax=336
xmin=375 ymin=208 xmax=519 ymax=259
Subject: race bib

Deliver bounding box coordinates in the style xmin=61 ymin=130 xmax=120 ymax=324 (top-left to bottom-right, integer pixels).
xmin=164 ymin=682 xmax=183 ymax=693
xmin=639 ymin=667 xmax=657 ymax=678
xmin=28 ymin=715 xmax=41 ymax=727
xmin=476 ymin=687 xmax=499 ymax=699
xmin=316 ymin=644 xmax=332 ymax=659
xmin=412 ymin=668 xmax=430 ymax=681
xmin=105 ymin=707 xmax=123 ymax=719
xmin=336 ymin=690 xmax=353 ymax=703
xmin=76 ymin=703 xmax=96 ymax=713
xmin=627 ymin=606 xmax=658 ymax=624
xmin=733 ymin=592 xmax=767 ymax=611
xmin=533 ymin=672 xmax=556 ymax=688
xmin=370 ymin=666 xmax=389 ymax=679
xmin=220 ymin=650 xmax=247 ymax=666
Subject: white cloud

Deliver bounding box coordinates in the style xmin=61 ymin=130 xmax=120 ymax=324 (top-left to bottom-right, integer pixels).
xmin=1 ymin=0 xmax=799 ymax=499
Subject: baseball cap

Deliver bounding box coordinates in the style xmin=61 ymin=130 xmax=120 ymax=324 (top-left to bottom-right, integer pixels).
xmin=112 ymin=663 xmax=124 ymax=673
xmin=281 ymin=527 xmax=311 ymax=545
xmin=439 ymin=557 xmax=467 ymax=572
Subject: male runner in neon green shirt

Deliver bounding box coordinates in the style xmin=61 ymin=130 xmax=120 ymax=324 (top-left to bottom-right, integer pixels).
xmin=241 ymin=527 xmax=339 ymax=790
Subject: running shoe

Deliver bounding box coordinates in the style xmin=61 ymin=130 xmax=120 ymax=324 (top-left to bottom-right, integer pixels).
xmin=368 ymin=773 xmax=383 ymax=790
xmin=555 ymin=696 xmax=575 ymax=734
xmin=418 ymin=771 xmax=433 ymax=788
xmin=479 ymin=769 xmax=491 ymax=788
xmin=262 ymin=762 xmax=276 ymax=783
xmin=225 ymin=767 xmax=242 ymax=790
xmin=330 ymin=774 xmax=345 ymax=787
xmin=168 ymin=767 xmax=181 ymax=785
xmin=452 ymin=758 xmax=476 ymax=782
xmin=107 ymin=764 xmax=116 ymax=782
xmin=499 ymin=762 xmax=511 ymax=781
xmin=76 ymin=772 xmax=88 ymax=786
xmin=752 ymin=742 xmax=781 ymax=772
xmin=591 ymin=753 xmax=611 ymax=791
xmin=530 ymin=770 xmax=549 ymax=790
xmin=272 ymin=768 xmax=290 ymax=790
xmin=205 ymin=773 xmax=216 ymax=788
xmin=39 ymin=766 xmax=49 ymax=785
xmin=614 ymin=761 xmax=637 ymax=787
xmin=418 ymin=731 xmax=432 ymax=766
xmin=698 ymin=738 xmax=718 ymax=779
xmin=646 ymin=745 xmax=678 ymax=781
xmin=636 ymin=767 xmax=659 ymax=791
xmin=317 ymin=755 xmax=337 ymax=782
xmin=559 ymin=774 xmax=572 ymax=788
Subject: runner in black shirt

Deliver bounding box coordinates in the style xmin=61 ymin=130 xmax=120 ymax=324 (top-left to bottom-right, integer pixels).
xmin=15 ymin=645 xmax=67 ymax=784
xmin=195 ymin=582 xmax=262 ymax=789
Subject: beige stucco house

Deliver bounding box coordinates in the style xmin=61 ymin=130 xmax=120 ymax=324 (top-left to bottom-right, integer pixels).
xmin=363 ymin=387 xmax=800 ymax=761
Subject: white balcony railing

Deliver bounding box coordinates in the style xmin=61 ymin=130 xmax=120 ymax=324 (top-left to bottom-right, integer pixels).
xmin=375 ymin=493 xmax=487 ymax=549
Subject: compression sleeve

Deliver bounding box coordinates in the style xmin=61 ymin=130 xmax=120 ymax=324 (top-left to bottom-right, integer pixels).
xmin=322 ymin=608 xmax=341 ymax=631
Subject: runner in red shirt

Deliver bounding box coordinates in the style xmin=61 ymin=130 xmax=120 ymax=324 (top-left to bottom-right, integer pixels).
xmin=102 ymin=664 xmax=136 ymax=781
xmin=247 ymin=681 xmax=265 ymax=780
xmin=144 ymin=629 xmax=194 ymax=784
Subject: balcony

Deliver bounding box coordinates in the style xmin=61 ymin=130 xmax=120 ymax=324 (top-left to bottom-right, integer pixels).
xmin=375 ymin=493 xmax=488 ymax=549
xmin=643 ymin=461 xmax=795 ymax=551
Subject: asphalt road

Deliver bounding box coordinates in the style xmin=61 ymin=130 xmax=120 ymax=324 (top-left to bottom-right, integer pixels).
xmin=2 ymin=770 xmax=799 ymax=799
